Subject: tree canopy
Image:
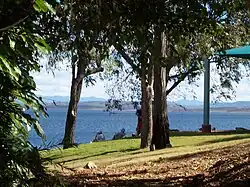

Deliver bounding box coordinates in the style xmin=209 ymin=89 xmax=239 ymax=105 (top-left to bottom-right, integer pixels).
xmin=100 ymin=0 xmax=249 ymax=148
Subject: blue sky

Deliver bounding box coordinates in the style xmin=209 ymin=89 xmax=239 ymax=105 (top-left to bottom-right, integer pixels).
xmin=32 ymin=64 xmax=250 ymax=102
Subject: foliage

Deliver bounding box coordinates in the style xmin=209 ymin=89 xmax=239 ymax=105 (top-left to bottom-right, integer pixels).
xmin=103 ymin=0 xmax=250 ymax=102
xmin=0 ymin=0 xmax=54 ymax=186
xmin=37 ymin=0 xmax=112 ymax=78
xmin=102 ymin=54 xmax=141 ymax=102
xmin=104 ymin=99 xmax=122 ymax=113
xmin=35 ymin=0 xmax=120 ymax=148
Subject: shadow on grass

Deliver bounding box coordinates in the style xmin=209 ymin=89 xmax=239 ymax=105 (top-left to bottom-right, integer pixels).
xmin=170 ymin=130 xmax=250 ymax=137
xmin=154 ymin=150 xmax=212 ymax=163
xmin=122 ymin=130 xmax=250 ymax=138
xmin=154 ymin=136 xmax=250 ymax=163
xmin=52 ymin=147 xmax=140 ymax=164
xmin=120 ymin=148 xmax=139 ymax=152
xmin=38 ymin=143 xmax=250 ymax=187
xmin=55 ymin=150 xmax=119 ymax=164
xmin=197 ymin=134 xmax=250 ymax=146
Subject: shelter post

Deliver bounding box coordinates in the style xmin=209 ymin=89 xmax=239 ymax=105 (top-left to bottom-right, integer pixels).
xmin=202 ymin=59 xmax=211 ymax=132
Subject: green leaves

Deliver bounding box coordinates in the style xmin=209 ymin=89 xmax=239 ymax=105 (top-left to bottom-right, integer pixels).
xmin=9 ymin=37 xmax=15 ymax=49
xmin=34 ymin=0 xmax=55 ymax=13
xmin=0 ymin=55 xmax=21 ymax=81
xmin=0 ymin=0 xmax=55 ymax=185
xmin=34 ymin=121 xmax=46 ymax=141
xmin=35 ymin=38 xmax=51 ymax=54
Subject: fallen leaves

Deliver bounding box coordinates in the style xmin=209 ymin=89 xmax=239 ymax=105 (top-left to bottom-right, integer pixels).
xmin=54 ymin=142 xmax=250 ymax=186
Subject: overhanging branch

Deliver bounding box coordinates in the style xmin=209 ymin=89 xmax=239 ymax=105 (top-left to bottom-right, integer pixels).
xmin=169 ymin=74 xmax=179 ymax=80
xmin=166 ymin=66 xmax=199 ymax=95
xmin=0 ymin=15 xmax=29 ymax=32
xmin=75 ymin=66 xmax=104 ymax=85
xmin=123 ymin=69 xmax=134 ymax=82
xmin=115 ymin=45 xmax=139 ymax=72
xmin=0 ymin=1 xmax=35 ymax=32
xmin=86 ymin=67 xmax=104 ymax=76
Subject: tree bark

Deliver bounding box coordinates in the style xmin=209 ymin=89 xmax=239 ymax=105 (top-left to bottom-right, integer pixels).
xmin=63 ymin=57 xmax=84 ymax=149
xmin=151 ymin=30 xmax=171 ymax=150
xmin=62 ymin=79 xmax=83 ymax=149
xmin=140 ymin=54 xmax=153 ymax=148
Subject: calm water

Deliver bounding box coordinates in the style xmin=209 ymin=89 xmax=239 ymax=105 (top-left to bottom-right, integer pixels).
xmin=28 ymin=108 xmax=250 ymax=147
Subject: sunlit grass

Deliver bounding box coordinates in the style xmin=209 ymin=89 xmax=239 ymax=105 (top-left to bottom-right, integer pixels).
xmin=41 ymin=133 xmax=250 ymax=169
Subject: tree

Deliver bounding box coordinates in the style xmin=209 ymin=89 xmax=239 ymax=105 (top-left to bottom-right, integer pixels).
xmin=151 ymin=0 xmax=249 ymax=149
xmin=106 ymin=3 xmax=157 ymax=148
xmin=104 ymin=0 xmax=249 ymax=150
xmin=38 ymin=1 xmax=116 ymax=148
xmin=113 ymin=45 xmax=154 ymax=149
xmin=111 ymin=47 xmax=154 ymax=148
xmin=0 ymin=0 xmax=55 ymax=185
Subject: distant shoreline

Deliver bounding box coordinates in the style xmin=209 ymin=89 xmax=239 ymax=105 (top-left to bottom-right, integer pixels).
xmin=45 ymin=105 xmax=250 ymax=113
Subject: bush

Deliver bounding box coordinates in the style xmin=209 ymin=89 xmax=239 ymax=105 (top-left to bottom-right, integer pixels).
xmin=0 ymin=0 xmax=54 ymax=186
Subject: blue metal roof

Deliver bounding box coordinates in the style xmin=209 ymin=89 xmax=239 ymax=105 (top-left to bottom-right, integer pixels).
xmin=217 ymin=45 xmax=250 ymax=59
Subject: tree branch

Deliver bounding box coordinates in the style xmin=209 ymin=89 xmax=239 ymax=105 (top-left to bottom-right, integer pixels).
xmin=166 ymin=66 xmax=199 ymax=96
xmin=123 ymin=69 xmax=133 ymax=82
xmin=0 ymin=15 xmax=29 ymax=32
xmin=86 ymin=67 xmax=104 ymax=76
xmin=74 ymin=67 xmax=104 ymax=87
xmin=0 ymin=1 xmax=34 ymax=32
xmin=115 ymin=45 xmax=139 ymax=72
xmin=169 ymin=74 xmax=179 ymax=80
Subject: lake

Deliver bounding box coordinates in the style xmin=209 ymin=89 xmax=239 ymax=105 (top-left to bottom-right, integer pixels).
xmin=28 ymin=108 xmax=250 ymax=147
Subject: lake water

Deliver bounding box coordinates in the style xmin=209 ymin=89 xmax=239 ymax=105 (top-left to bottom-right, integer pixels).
xmin=28 ymin=108 xmax=250 ymax=147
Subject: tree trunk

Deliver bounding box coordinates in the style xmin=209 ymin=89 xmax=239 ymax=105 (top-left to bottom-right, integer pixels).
xmin=140 ymin=55 xmax=153 ymax=148
xmin=152 ymin=66 xmax=171 ymax=149
xmin=63 ymin=60 xmax=84 ymax=149
xmin=151 ymin=30 xmax=171 ymax=150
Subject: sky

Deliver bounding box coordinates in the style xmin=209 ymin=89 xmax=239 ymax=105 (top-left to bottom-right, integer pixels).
xmin=32 ymin=62 xmax=250 ymax=102
xmin=32 ymin=67 xmax=108 ymax=98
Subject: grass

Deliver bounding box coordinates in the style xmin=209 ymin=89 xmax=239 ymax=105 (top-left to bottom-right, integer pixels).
xmin=42 ymin=132 xmax=250 ymax=170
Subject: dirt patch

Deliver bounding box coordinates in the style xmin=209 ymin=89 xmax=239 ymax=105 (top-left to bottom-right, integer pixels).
xmin=52 ymin=142 xmax=250 ymax=186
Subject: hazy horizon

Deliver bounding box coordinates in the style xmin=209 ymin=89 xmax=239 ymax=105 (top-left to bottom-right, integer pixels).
xmin=42 ymin=95 xmax=250 ymax=104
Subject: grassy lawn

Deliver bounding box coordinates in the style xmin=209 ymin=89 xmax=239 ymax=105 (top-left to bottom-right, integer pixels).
xmin=42 ymin=132 xmax=250 ymax=170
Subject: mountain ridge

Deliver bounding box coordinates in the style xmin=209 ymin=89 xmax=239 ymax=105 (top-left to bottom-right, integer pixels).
xmin=175 ymin=99 xmax=250 ymax=108
xmin=42 ymin=96 xmax=106 ymax=102
xmin=42 ymin=96 xmax=250 ymax=111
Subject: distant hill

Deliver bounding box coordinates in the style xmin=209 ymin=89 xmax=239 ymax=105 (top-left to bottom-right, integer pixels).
xmin=42 ymin=97 xmax=250 ymax=112
xmin=175 ymin=99 xmax=203 ymax=108
xmin=211 ymin=101 xmax=250 ymax=108
xmin=42 ymin=96 xmax=106 ymax=103
xmin=175 ymin=99 xmax=250 ymax=111
xmin=44 ymin=100 xmax=187 ymax=112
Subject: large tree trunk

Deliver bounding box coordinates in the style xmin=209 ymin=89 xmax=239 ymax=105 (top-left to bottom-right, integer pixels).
xmin=63 ymin=60 xmax=84 ymax=149
xmin=152 ymin=66 xmax=171 ymax=149
xmin=62 ymin=79 xmax=83 ymax=149
xmin=140 ymin=55 xmax=153 ymax=148
xmin=151 ymin=30 xmax=171 ymax=150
